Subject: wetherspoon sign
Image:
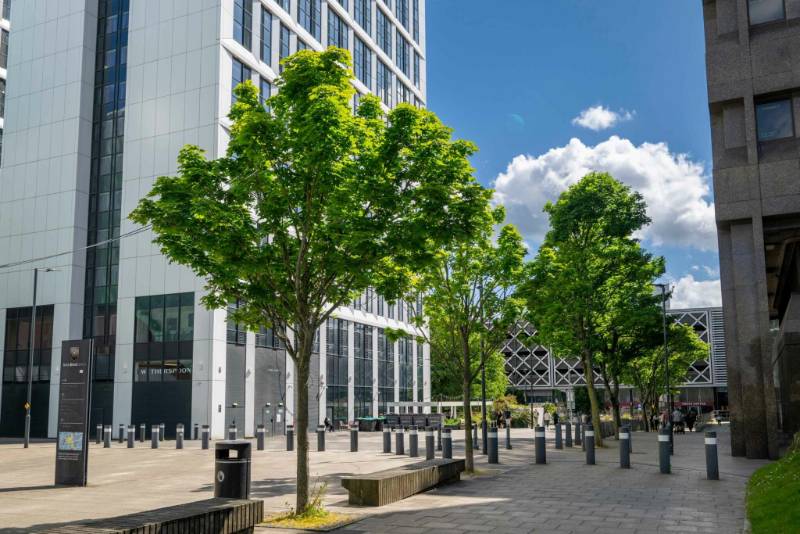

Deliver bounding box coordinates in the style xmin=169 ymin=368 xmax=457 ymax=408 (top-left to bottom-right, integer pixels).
xmin=54 ymin=339 xmax=94 ymax=486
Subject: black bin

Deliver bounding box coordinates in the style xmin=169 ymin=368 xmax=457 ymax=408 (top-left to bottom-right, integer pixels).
xmin=214 ymin=440 xmax=252 ymax=499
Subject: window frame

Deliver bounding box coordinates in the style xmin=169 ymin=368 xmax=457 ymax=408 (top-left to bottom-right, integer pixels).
xmin=747 ymin=0 xmax=786 ymax=27
xmin=233 ymin=0 xmax=253 ymax=51
xmin=755 ymin=96 xmax=795 ymax=143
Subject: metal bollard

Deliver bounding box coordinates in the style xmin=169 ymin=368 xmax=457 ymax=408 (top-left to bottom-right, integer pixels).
xmin=409 ymin=426 xmax=419 ymax=457
xmin=257 ymin=425 xmax=265 ymax=451
xmin=395 ymin=427 xmax=405 ymax=455
xmin=425 ymin=427 xmax=435 ymax=460
xmin=488 ymin=425 xmax=498 ymax=464
xmin=350 ymin=425 xmax=358 ymax=452
xmin=575 ymin=421 xmax=582 ymax=447
xmin=228 ymin=424 xmax=237 ymax=441
xmin=96 ymin=424 xmax=102 ymax=444
xmin=159 ymin=423 xmax=165 ymax=442
xmin=118 ymin=423 xmax=125 ymax=443
xmin=565 ymin=422 xmax=572 ymax=448
xmin=659 ymin=427 xmax=671 ymax=474
xmin=585 ymin=424 xmax=595 ymax=465
xmin=139 ymin=423 xmax=146 ymax=443
xmin=535 ymin=426 xmax=546 ymax=464
xmin=127 ymin=424 xmax=135 ymax=448
xmin=151 ymin=425 xmax=160 ymax=449
xmin=506 ymin=419 xmax=512 ymax=450
xmin=286 ymin=425 xmax=294 ymax=451
xmin=668 ymin=422 xmax=674 ymax=455
xmin=383 ymin=426 xmax=391 ymax=453
xmin=176 ymin=423 xmax=184 ymax=449
xmin=481 ymin=420 xmax=488 ymax=455
xmin=555 ymin=423 xmax=563 ymax=449
xmin=103 ymin=425 xmax=112 ymax=448
xmin=705 ymin=431 xmax=719 ymax=480
xmin=316 ymin=425 xmax=325 ymax=452
xmin=442 ymin=428 xmax=452 ymax=459
xmin=193 ymin=423 xmax=199 ymax=440
xmin=472 ymin=423 xmax=479 ymax=450
xmin=619 ymin=425 xmax=630 ymax=468
xmin=437 ymin=425 xmax=442 ymax=451
xmin=201 ymin=425 xmax=210 ymax=450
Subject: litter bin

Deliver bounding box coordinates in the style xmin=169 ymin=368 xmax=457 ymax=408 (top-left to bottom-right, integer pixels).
xmin=214 ymin=440 xmax=252 ymax=499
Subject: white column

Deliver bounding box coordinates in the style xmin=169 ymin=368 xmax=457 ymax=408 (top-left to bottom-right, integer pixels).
xmin=112 ymin=296 xmax=135 ymax=430
xmin=372 ymin=326 xmax=379 ymax=416
xmin=49 ymin=300 xmax=84 ymax=437
xmin=244 ymin=331 xmax=256 ymax=437
xmin=423 ymin=341 xmax=430 ymax=412
xmin=318 ymin=323 xmax=327 ymax=425
xmin=393 ymin=339 xmax=400 ymax=411
xmin=347 ymin=321 xmax=355 ymax=423
xmin=191 ymin=304 xmax=227 ymax=439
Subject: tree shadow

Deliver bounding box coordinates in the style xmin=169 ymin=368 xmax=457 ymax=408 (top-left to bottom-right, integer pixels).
xmin=0 ymin=485 xmax=55 ymax=494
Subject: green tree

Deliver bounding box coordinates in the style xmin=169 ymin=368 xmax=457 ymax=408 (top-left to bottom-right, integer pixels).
xmin=130 ymin=48 xmax=488 ymax=513
xmin=430 ymin=329 xmax=508 ymax=401
xmin=406 ymin=210 xmax=525 ymax=471
xmin=521 ymin=172 xmax=651 ymax=447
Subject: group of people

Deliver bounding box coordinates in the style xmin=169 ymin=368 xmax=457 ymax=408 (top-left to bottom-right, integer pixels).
xmin=654 ymin=408 xmax=698 ymax=433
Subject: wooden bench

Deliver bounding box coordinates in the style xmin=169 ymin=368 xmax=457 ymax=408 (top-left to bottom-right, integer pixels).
xmin=341 ymin=458 xmax=465 ymax=506
xmin=41 ymin=498 xmax=263 ymax=533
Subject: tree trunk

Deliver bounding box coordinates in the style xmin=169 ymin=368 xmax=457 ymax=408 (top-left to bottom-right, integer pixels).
xmin=462 ymin=339 xmax=474 ymax=472
xmin=609 ymin=382 xmax=622 ymax=438
xmin=295 ymin=355 xmax=310 ymax=514
xmin=641 ymin=403 xmax=650 ymax=432
xmin=581 ymin=349 xmax=603 ymax=447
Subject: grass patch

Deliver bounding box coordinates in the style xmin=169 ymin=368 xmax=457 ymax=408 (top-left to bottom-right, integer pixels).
xmin=747 ymin=434 xmax=800 ymax=534
xmin=263 ymin=510 xmax=356 ymax=531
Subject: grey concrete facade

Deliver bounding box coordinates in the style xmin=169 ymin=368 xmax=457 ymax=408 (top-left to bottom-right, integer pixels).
xmin=702 ymin=0 xmax=800 ymax=459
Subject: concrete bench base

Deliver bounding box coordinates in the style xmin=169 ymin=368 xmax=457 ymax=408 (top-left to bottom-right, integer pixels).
xmin=42 ymin=498 xmax=263 ymax=533
xmin=341 ymin=458 xmax=465 ymax=506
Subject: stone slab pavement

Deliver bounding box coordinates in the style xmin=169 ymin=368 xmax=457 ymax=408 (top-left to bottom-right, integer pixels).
xmin=0 ymin=425 xmax=768 ymax=534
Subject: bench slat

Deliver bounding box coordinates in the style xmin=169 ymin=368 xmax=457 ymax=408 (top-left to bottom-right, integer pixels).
xmin=342 ymin=459 xmax=465 ymax=506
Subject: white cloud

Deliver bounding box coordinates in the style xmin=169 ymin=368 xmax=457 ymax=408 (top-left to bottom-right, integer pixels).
xmin=668 ymin=275 xmax=721 ymax=309
xmin=493 ymin=136 xmax=717 ymax=251
xmin=572 ymin=105 xmax=634 ymax=131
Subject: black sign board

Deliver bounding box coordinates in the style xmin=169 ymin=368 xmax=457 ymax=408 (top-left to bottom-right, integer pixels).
xmin=55 ymin=339 xmax=93 ymax=486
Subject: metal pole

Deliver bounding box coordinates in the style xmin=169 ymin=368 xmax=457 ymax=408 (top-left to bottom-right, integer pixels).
xmin=480 ymin=281 xmax=487 ymax=456
xmin=23 ymin=268 xmax=39 ymax=448
xmin=658 ymin=284 xmax=672 ymax=414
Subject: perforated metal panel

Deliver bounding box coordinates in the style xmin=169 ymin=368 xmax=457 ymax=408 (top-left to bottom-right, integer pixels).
xmin=667 ymin=309 xmax=713 ymax=385
xmin=709 ymin=308 xmax=727 ymax=385
xmin=501 ymin=323 xmax=551 ymax=388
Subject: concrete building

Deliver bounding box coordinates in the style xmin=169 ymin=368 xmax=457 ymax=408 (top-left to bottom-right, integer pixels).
xmin=0 ymin=1 xmax=8 ymax=165
xmin=0 ymin=0 xmax=429 ymax=439
xmin=502 ymin=307 xmax=728 ymax=411
xmin=702 ymin=0 xmax=800 ymax=459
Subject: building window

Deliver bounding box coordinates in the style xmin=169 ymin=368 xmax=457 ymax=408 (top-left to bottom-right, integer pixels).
xmin=233 ymin=0 xmax=252 ymax=51
xmin=276 ymin=0 xmax=290 ymax=12
xmin=377 ymin=329 xmax=394 ymax=414
xmin=134 ymin=293 xmax=194 ymax=382
xmin=748 ymin=0 xmax=785 ymax=26
xmin=396 ymin=81 xmax=409 ymax=105
xmin=260 ymin=77 xmax=271 ymax=108
xmin=261 ymin=8 xmax=272 ymax=66
xmin=387 ymin=299 xmax=394 ymax=319
xmin=376 ymin=8 xmax=392 ymax=59
xmin=298 ymin=0 xmax=322 ymax=41
xmin=416 ymin=341 xmax=423 ymax=405
xmin=396 ymin=31 xmax=409 ymax=77
xmin=255 ymin=326 xmax=283 ymax=349
xmin=376 ymin=294 xmax=385 ymax=317
xmin=412 ymin=0 xmax=419 ymax=42
xmin=395 ymin=0 xmax=408 ymax=29
xmin=413 ymin=51 xmax=420 ymax=88
xmin=326 ymin=318 xmax=349 ymax=425
xmin=0 ymin=78 xmax=5 ymax=119
xmin=328 ymin=10 xmax=348 ymax=49
xmin=2 ymin=306 xmax=54 ymax=384
xmin=354 ymin=323 xmax=373 ymax=418
xmin=279 ymin=24 xmax=291 ymax=70
xmin=232 ymin=57 xmax=251 ymax=104
xmin=337 ymin=0 xmax=349 ymax=9
xmin=399 ymin=336 xmax=413 ymax=403
xmin=226 ymin=300 xmax=247 ymax=345
xmin=355 ymin=0 xmax=371 ymax=36
xmin=756 ymin=99 xmax=794 ymax=142
xmin=377 ymin=60 xmax=392 ymax=107
xmin=354 ymin=36 xmax=372 ymax=91
xmin=2 ymin=0 xmax=10 ymax=22
xmin=0 ymin=29 xmax=7 ymax=70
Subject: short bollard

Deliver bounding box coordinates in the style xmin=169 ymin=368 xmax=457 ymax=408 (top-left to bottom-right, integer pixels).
xmin=193 ymin=423 xmax=199 ymax=440
xmin=668 ymin=423 xmax=674 ymax=455
xmin=127 ymin=424 xmax=135 ymax=448
xmin=437 ymin=425 xmax=442 ymax=451
xmin=395 ymin=427 xmax=405 ymax=455
xmin=151 ymin=425 xmax=160 ymax=449
xmin=286 ymin=425 xmax=294 ymax=451
xmin=103 ymin=425 xmax=112 ymax=448
xmin=619 ymin=425 xmax=630 ymax=468
xmin=201 ymin=425 xmax=210 ymax=450
xmin=659 ymin=427 xmax=671 ymax=474
xmin=409 ymin=426 xmax=419 ymax=458
xmin=555 ymin=423 xmax=563 ymax=449
xmin=228 ymin=424 xmax=237 ymax=441
xmin=488 ymin=425 xmax=499 ymax=464
xmin=585 ymin=424 xmax=595 ymax=465
xmin=176 ymin=423 xmax=184 ymax=449
xmin=505 ymin=419 xmax=512 ymax=450
xmin=350 ymin=425 xmax=358 ymax=452
xmin=575 ymin=421 xmax=582 ymax=447
xmin=535 ymin=426 xmax=546 ymax=464
xmin=382 ymin=427 xmax=391 ymax=453
xmin=118 ymin=423 xmax=125 ymax=443
xmin=257 ymin=425 xmax=265 ymax=451
xmin=317 ymin=425 xmax=325 ymax=452
xmin=159 ymin=423 xmax=165 ymax=442
xmin=139 ymin=423 xmax=146 ymax=443
xmin=442 ymin=428 xmax=452 ymax=459
xmin=472 ymin=423 xmax=479 ymax=450
xmin=565 ymin=422 xmax=572 ymax=448
xmin=425 ymin=427 xmax=435 ymax=460
xmin=705 ymin=431 xmax=719 ymax=480
xmin=96 ymin=424 xmax=102 ymax=444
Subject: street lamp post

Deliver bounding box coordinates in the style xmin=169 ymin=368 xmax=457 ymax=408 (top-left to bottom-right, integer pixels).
xmin=656 ymin=283 xmax=672 ymax=415
xmin=24 ymin=267 xmax=56 ymax=448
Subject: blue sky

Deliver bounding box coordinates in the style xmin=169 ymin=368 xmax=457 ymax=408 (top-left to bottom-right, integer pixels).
xmin=425 ymin=1 xmax=721 ymax=308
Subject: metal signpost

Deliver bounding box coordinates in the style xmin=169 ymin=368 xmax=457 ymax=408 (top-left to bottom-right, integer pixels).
xmin=54 ymin=339 xmax=94 ymax=486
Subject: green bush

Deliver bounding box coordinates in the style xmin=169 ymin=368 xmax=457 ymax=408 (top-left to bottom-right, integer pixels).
xmin=747 ymin=433 xmax=800 ymax=533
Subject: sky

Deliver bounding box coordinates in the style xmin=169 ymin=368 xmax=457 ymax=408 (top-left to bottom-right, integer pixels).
xmin=425 ymin=1 xmax=721 ymax=309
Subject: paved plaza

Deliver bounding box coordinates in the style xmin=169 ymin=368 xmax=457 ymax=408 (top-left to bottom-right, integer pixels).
xmin=0 ymin=425 xmax=768 ymax=533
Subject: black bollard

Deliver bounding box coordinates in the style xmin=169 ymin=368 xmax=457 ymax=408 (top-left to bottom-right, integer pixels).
xmin=139 ymin=423 xmax=146 ymax=443
xmin=481 ymin=420 xmax=488 ymax=455
xmin=395 ymin=427 xmax=405 ymax=455
xmin=257 ymin=425 xmax=265 ymax=451
xmin=555 ymin=423 xmax=563 ymax=449
xmin=383 ymin=426 xmax=391 ymax=453
xmin=437 ymin=424 xmax=442 ymax=451
xmin=575 ymin=420 xmax=582 ymax=447
xmin=505 ymin=419 xmax=512 ymax=450
xmin=103 ymin=425 xmax=112 ymax=448
xmin=193 ymin=423 xmax=199 ymax=440
xmin=472 ymin=423 xmax=479 ymax=450
xmin=705 ymin=431 xmax=719 ymax=480
xmin=159 ymin=423 xmax=165 ymax=442
xmin=659 ymin=427 xmax=671 ymax=474
xmin=316 ymin=425 xmax=325 ymax=452
xmin=409 ymin=426 xmax=419 ymax=457
xmin=619 ymin=425 xmax=630 ymax=468
xmin=286 ymin=425 xmax=294 ymax=451
xmin=535 ymin=426 xmax=546 ymax=464
xmin=151 ymin=425 xmax=160 ymax=449
xmin=228 ymin=424 xmax=237 ymax=441
xmin=118 ymin=423 xmax=125 ymax=443
xmin=96 ymin=424 xmax=102 ymax=444
xmin=350 ymin=425 xmax=358 ymax=452
xmin=176 ymin=423 xmax=184 ymax=449
xmin=442 ymin=428 xmax=452 ymax=459
xmin=565 ymin=422 xmax=572 ymax=448
xmin=668 ymin=422 xmax=674 ymax=455
xmin=425 ymin=427 xmax=435 ymax=460
xmin=127 ymin=424 xmax=135 ymax=448
xmin=585 ymin=423 xmax=595 ymax=465
xmin=201 ymin=424 xmax=210 ymax=450
xmin=488 ymin=425 xmax=498 ymax=464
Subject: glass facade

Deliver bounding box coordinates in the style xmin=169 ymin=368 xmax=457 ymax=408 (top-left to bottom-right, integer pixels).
xmin=416 ymin=340 xmax=423 ymax=406
xmin=395 ymin=0 xmax=408 ymax=29
xmin=226 ymin=300 xmax=247 ymax=345
xmin=133 ymin=293 xmax=194 ymax=382
xmin=413 ymin=51 xmax=420 ymax=88
xmin=2 ymin=306 xmax=54 ymax=384
xmin=2 ymin=0 xmax=9 ymax=21
xmin=396 ymin=30 xmax=409 ymax=77
xmin=260 ymin=8 xmax=272 ymax=65
xmin=354 ymin=323 xmax=373 ymax=418
xmin=328 ymin=10 xmax=348 ymax=50
xmin=412 ymin=0 xmax=419 ymax=42
xmin=376 ymin=8 xmax=392 ymax=59
xmin=231 ymin=57 xmax=251 ymax=104
xmin=355 ymin=0 xmax=371 ymax=36
xmin=299 ymin=0 xmax=322 ymax=41
xmin=326 ymin=318 xmax=349 ymax=424
xmin=233 ymin=0 xmax=252 ymax=50
xmin=377 ymin=328 xmax=394 ymax=414
xmin=279 ymin=23 xmax=291 ymax=70
xmin=399 ymin=336 xmax=413 ymax=402
xmin=0 ymin=29 xmax=8 ymax=70
xmin=377 ymin=60 xmax=392 ymax=107
xmin=260 ymin=77 xmax=271 ymax=108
